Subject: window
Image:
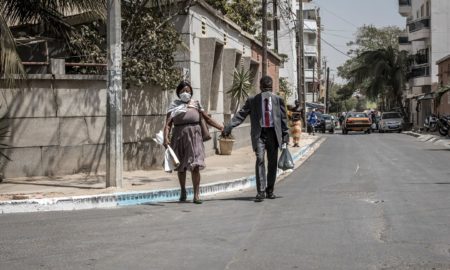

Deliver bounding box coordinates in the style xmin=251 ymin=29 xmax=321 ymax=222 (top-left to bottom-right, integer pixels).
xmin=421 ymin=4 xmax=424 ymax=17
xmin=426 ymin=1 xmax=430 ymax=16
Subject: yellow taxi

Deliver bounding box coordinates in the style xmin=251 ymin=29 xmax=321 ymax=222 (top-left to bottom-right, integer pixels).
xmin=342 ymin=112 xmax=372 ymax=134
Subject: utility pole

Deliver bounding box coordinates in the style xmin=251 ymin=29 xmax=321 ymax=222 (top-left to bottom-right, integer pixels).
xmin=325 ymin=67 xmax=330 ymax=114
xmin=317 ymin=9 xmax=322 ymax=104
xmin=273 ymin=0 xmax=279 ymax=52
xmin=312 ymin=60 xmax=315 ymax=102
xmin=262 ymin=0 xmax=268 ymax=76
xmin=296 ymin=0 xmax=306 ymax=122
xmin=106 ymin=0 xmax=123 ymax=188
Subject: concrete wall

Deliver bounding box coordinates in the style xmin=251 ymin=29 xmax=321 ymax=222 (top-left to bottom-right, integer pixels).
xmin=0 ymin=76 xmax=171 ymax=177
xmin=437 ymin=57 xmax=450 ymax=115
xmin=0 ymin=75 xmax=107 ymax=177
xmin=0 ymin=73 xmax=252 ymax=178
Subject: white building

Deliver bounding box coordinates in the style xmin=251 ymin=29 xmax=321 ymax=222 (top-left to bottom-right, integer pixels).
xmin=271 ymin=0 xmax=321 ymax=106
xmin=398 ymin=0 xmax=450 ymax=127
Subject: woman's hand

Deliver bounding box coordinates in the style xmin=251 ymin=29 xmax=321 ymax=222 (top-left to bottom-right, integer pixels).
xmin=163 ymin=138 xmax=170 ymax=149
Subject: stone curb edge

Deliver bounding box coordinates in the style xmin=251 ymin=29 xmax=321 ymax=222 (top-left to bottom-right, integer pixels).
xmin=0 ymin=138 xmax=323 ymax=214
xmin=403 ymin=131 xmax=450 ymax=148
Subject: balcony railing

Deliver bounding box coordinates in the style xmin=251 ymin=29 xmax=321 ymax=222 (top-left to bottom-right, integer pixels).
xmin=399 ymin=0 xmax=411 ymax=6
xmin=408 ymin=18 xmax=430 ymax=33
xmin=409 ymin=65 xmax=430 ymax=78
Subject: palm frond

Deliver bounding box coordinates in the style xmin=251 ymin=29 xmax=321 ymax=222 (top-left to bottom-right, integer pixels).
xmin=0 ymin=15 xmax=25 ymax=85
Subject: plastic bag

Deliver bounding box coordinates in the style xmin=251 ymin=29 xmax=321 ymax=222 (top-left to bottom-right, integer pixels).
xmin=153 ymin=130 xmax=180 ymax=173
xmin=164 ymin=146 xmax=180 ymax=173
xmin=278 ymin=148 xmax=294 ymax=170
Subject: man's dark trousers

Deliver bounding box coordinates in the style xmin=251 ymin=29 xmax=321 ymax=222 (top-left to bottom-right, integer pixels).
xmin=255 ymin=127 xmax=279 ymax=194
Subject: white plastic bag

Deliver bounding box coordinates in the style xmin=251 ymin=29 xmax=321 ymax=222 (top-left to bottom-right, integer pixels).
xmin=153 ymin=130 xmax=180 ymax=173
xmin=164 ymin=146 xmax=180 ymax=173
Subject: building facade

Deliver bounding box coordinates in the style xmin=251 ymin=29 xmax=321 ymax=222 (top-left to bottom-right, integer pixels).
xmin=271 ymin=0 xmax=321 ymax=106
xmin=398 ymin=0 xmax=450 ymax=127
xmin=436 ymin=55 xmax=450 ymax=115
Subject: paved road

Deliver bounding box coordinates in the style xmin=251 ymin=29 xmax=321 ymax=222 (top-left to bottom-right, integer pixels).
xmin=1 ymin=133 xmax=450 ymax=270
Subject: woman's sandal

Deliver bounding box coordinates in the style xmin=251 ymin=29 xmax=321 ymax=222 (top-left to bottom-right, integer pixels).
xmin=179 ymin=191 xmax=187 ymax=202
xmin=193 ymin=198 xmax=203 ymax=204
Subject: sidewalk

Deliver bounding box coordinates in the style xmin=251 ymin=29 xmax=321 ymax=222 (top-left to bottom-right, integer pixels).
xmin=0 ymin=134 xmax=324 ymax=214
xmin=403 ymin=131 xmax=450 ymax=149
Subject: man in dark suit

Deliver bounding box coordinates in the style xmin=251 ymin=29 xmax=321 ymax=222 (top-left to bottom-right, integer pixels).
xmin=223 ymin=76 xmax=289 ymax=202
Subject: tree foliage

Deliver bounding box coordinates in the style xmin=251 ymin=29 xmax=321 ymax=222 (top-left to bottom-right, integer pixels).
xmin=227 ymin=68 xmax=253 ymax=114
xmin=337 ymin=25 xmax=407 ymax=112
xmin=0 ymin=0 xmax=105 ymax=81
xmin=69 ymin=0 xmax=184 ymax=89
xmin=338 ymin=25 xmax=402 ymax=81
xmin=204 ymin=0 xmax=261 ymax=34
xmin=349 ymin=46 xmax=409 ymax=114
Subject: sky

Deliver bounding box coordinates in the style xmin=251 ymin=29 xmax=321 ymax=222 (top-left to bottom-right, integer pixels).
xmin=311 ymin=0 xmax=406 ymax=83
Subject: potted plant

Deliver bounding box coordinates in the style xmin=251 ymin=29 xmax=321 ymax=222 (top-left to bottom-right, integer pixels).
xmin=219 ymin=68 xmax=253 ymax=155
xmin=218 ymin=133 xmax=235 ymax=155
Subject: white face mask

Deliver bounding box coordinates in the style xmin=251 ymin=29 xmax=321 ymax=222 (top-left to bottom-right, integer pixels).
xmin=180 ymin=92 xmax=191 ymax=103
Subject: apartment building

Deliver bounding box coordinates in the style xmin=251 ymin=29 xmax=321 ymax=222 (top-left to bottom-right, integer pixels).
xmin=272 ymin=0 xmax=321 ymax=106
xmin=398 ymin=0 xmax=450 ymax=127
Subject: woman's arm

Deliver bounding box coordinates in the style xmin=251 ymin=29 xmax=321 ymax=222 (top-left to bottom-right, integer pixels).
xmin=163 ymin=112 xmax=173 ymax=148
xmin=201 ymin=111 xmax=224 ymax=131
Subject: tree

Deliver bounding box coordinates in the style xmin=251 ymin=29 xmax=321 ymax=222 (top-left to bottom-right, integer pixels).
xmin=0 ymin=0 xmax=105 ymax=82
xmin=70 ymin=1 xmax=184 ymax=89
xmin=349 ymin=46 xmax=409 ymax=115
xmin=204 ymin=0 xmax=261 ymax=35
xmin=226 ymin=0 xmax=261 ymax=35
xmin=338 ymin=25 xmax=402 ymax=83
xmin=346 ymin=25 xmax=402 ymax=56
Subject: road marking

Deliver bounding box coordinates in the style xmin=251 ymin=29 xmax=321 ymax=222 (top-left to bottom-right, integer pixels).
xmin=354 ymin=163 xmax=360 ymax=175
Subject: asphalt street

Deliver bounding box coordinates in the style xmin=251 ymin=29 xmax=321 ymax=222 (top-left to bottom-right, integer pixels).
xmin=1 ymin=132 xmax=450 ymax=270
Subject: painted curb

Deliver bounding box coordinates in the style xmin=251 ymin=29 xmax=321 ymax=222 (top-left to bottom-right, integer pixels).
xmin=0 ymin=138 xmax=323 ymax=214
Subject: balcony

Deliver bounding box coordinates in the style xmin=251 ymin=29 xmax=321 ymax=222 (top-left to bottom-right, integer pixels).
xmin=398 ymin=33 xmax=411 ymax=52
xmin=408 ymin=18 xmax=430 ymax=41
xmin=408 ymin=65 xmax=431 ymax=86
xmin=398 ymin=0 xmax=412 ymax=17
xmin=304 ymin=69 xmax=318 ymax=81
xmin=304 ymin=44 xmax=317 ymax=56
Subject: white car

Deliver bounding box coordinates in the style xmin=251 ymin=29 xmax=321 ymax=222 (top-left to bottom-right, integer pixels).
xmin=378 ymin=112 xmax=404 ymax=133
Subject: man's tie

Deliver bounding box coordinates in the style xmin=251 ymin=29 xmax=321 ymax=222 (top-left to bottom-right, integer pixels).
xmin=264 ymin=98 xmax=270 ymax=127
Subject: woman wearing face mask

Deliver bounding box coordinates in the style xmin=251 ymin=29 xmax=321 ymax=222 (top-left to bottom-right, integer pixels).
xmin=163 ymin=81 xmax=224 ymax=204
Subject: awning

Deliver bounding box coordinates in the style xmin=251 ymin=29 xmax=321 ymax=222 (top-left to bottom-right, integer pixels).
xmin=417 ymin=93 xmax=434 ymax=101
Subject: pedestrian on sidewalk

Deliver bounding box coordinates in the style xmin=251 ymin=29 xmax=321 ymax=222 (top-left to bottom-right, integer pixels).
xmin=288 ymin=100 xmax=303 ymax=147
xmin=163 ymin=81 xmax=224 ymax=204
xmin=222 ymin=76 xmax=289 ymax=202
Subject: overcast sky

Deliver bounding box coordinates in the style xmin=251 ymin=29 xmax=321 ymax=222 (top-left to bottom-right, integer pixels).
xmin=311 ymin=0 xmax=406 ymax=83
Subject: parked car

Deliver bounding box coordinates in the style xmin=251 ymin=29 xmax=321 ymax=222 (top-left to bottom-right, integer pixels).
xmin=316 ymin=114 xmax=335 ymax=133
xmin=378 ymin=112 xmax=404 ymax=133
xmin=342 ymin=112 xmax=372 ymax=134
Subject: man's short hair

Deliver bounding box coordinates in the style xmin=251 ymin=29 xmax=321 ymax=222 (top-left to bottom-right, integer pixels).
xmin=260 ymin=76 xmax=273 ymax=90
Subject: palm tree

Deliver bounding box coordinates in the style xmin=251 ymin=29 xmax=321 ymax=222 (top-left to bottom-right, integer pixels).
xmin=227 ymin=68 xmax=253 ymax=114
xmin=0 ymin=0 xmax=106 ymax=82
xmin=349 ymin=46 xmax=409 ymax=115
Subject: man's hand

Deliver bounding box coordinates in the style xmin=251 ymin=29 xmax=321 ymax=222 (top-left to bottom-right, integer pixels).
xmin=281 ymin=143 xmax=287 ymax=149
xmin=222 ymin=125 xmax=232 ymax=137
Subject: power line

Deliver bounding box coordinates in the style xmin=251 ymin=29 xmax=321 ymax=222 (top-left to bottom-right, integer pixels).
xmin=311 ymin=0 xmax=359 ymax=29
xmin=278 ymin=3 xmax=351 ymax=59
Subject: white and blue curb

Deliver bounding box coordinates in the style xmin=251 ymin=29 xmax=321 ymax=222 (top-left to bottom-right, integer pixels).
xmin=0 ymin=138 xmax=323 ymax=214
